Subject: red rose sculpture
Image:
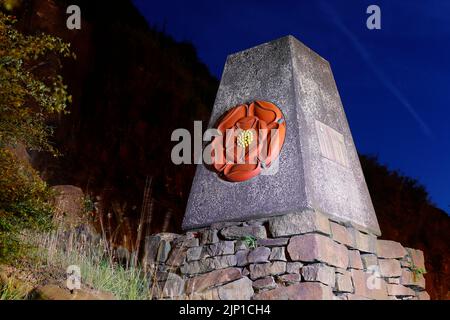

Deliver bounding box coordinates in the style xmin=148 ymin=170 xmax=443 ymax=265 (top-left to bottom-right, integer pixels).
xmin=209 ymin=101 xmax=286 ymax=182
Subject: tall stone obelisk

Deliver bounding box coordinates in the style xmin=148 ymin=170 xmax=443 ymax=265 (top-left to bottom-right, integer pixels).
xmin=182 ymin=35 xmax=381 ymax=236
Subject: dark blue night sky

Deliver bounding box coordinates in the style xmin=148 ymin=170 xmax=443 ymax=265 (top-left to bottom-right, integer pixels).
xmin=133 ymin=0 xmax=450 ymax=212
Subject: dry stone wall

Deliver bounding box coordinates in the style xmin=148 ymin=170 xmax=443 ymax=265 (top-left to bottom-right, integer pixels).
xmin=145 ymin=210 xmax=429 ymax=300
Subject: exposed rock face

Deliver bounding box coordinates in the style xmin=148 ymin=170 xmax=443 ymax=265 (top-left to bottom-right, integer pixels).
xmin=51 ymin=185 xmax=87 ymax=229
xmin=145 ymin=211 xmax=429 ymax=300
xmin=360 ymin=155 xmax=450 ymax=300
xmin=21 ymin=0 xmax=219 ymax=242
xmin=50 ymin=185 xmax=100 ymax=244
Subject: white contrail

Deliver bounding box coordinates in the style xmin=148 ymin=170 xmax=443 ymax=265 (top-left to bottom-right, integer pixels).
xmin=319 ymin=1 xmax=434 ymax=139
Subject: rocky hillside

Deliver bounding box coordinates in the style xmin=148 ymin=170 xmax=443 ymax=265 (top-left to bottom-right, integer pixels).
xmin=361 ymin=155 xmax=450 ymax=300
xmin=6 ymin=0 xmax=448 ymax=299
xmin=15 ymin=0 xmax=218 ymax=241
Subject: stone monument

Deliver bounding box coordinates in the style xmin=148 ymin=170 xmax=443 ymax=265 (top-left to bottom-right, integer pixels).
xmin=183 ymin=35 xmax=380 ymax=236
xmin=145 ymin=36 xmax=428 ymax=300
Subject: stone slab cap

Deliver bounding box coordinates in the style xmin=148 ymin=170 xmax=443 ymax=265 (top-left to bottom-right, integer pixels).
xmin=376 ymin=240 xmax=407 ymax=259
xmin=183 ymin=35 xmax=381 ymax=236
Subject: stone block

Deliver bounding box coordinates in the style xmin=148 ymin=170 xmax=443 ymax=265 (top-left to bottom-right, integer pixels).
xmin=166 ymin=246 xmax=187 ymax=267
xmin=376 ymin=240 xmax=407 ymax=259
xmin=330 ymin=221 xmax=353 ymax=246
xmin=186 ymin=246 xmax=203 ymax=262
xmin=345 ymin=294 xmax=371 ymax=300
xmin=220 ymin=225 xmax=267 ymax=240
xmin=257 ymin=238 xmax=289 ymax=247
xmin=268 ymin=210 xmax=330 ymax=237
xmin=218 ymin=277 xmax=254 ymax=300
xmin=348 ymin=250 xmax=363 ymax=270
xmin=180 ymin=260 xmax=213 ymax=275
xmin=253 ymin=282 xmax=334 ymax=300
xmin=278 ymin=273 xmax=301 ymax=285
xmin=387 ymin=277 xmax=400 ymax=284
xmin=205 ymin=241 xmax=235 ymax=257
xmin=212 ymin=255 xmax=238 ymax=269
xmin=348 ymin=229 xmax=377 ymax=253
xmin=351 ymin=269 xmax=388 ymax=300
xmin=301 ymin=264 xmax=335 ymax=286
xmin=335 ymin=273 xmax=353 ymax=293
xmin=249 ymin=262 xmax=286 ymax=280
xmin=183 ymin=237 xmax=200 ymax=248
xmin=379 ymin=259 xmax=402 ymax=277
xmin=160 ymin=273 xmax=185 ymax=298
xmin=386 ymin=284 xmax=415 ymax=297
xmin=287 ymin=233 xmax=349 ymax=269
xmin=269 ymin=247 xmax=287 ymax=261
xmin=360 ymin=254 xmax=378 ymax=270
xmin=235 ymin=250 xmax=250 ymax=267
xmin=181 ymin=255 xmax=237 ymax=275
xmin=405 ymin=248 xmax=425 ymax=270
xmin=144 ymin=234 xmax=176 ymax=264
xmin=252 ymin=277 xmax=277 ymax=291
xmin=416 ymin=291 xmax=430 ymax=300
xmin=157 ymin=240 xmax=171 ymax=263
xmin=400 ymin=268 xmax=426 ymax=289
xmin=248 ymin=246 xmax=271 ymax=264
xmin=144 ymin=236 xmax=160 ymax=265
xmin=286 ymin=262 xmax=303 ymax=274
xmin=200 ymin=229 xmax=219 ymax=245
xmin=188 ymin=288 xmax=220 ymax=300
xmin=235 ymin=240 xmax=248 ymax=251
xmin=335 ymin=268 xmax=347 ymax=275
xmin=185 ymin=267 xmax=242 ymax=294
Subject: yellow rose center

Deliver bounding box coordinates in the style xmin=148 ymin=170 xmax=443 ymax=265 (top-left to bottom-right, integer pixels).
xmin=237 ymin=130 xmax=253 ymax=148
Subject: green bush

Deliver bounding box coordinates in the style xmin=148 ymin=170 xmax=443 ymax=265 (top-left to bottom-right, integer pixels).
xmin=0 ymin=11 xmax=72 ymax=261
xmin=0 ymin=12 xmax=73 ymax=154
xmin=0 ymin=148 xmax=53 ymax=261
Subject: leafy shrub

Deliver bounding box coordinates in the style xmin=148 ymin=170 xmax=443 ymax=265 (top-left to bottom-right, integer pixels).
xmin=0 ymin=12 xmax=73 ymax=154
xmin=0 ymin=11 xmax=72 ymax=261
xmin=0 ymin=148 xmax=53 ymax=261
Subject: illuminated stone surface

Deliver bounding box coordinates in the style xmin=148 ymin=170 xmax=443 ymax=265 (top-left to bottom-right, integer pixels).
xmin=183 ymin=35 xmax=380 ymax=235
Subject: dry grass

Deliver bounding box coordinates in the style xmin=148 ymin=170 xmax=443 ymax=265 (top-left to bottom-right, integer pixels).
xmin=22 ymin=224 xmax=152 ymax=300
